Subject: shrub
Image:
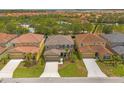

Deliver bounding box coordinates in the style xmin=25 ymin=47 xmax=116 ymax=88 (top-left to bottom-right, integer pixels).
xmin=70 ymin=51 xmax=77 ymax=63
xmin=24 ymin=61 xmax=32 ymax=67
xmin=77 ymin=51 xmax=82 ymax=60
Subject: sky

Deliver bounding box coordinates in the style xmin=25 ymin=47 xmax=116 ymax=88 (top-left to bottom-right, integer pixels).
xmin=0 ymin=0 xmax=123 ymax=9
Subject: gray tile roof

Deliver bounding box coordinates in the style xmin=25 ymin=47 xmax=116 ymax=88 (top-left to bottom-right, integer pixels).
xmin=112 ymin=46 xmax=124 ymax=55
xmin=45 ymin=35 xmax=74 ymax=46
xmin=102 ymin=32 xmax=124 ymax=43
xmin=44 ymin=49 xmax=65 ymax=56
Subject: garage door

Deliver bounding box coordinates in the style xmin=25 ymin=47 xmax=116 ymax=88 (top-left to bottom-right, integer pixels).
xmin=44 ymin=56 xmax=60 ymax=61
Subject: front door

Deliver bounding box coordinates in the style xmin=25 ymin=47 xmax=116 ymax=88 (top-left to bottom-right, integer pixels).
xmin=95 ymin=52 xmax=99 ymax=59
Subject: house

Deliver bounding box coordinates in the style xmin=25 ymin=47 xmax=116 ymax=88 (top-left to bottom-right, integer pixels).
xmin=0 ymin=46 xmax=6 ymax=55
xmin=75 ymin=34 xmax=112 ymax=58
xmin=8 ymin=33 xmax=45 ymax=59
xmin=10 ymin=33 xmax=44 ymax=47
xmin=101 ymin=32 xmax=124 ymax=58
xmin=0 ymin=33 xmax=17 ymax=47
xmin=0 ymin=33 xmax=17 ymax=55
xmin=44 ymin=35 xmax=74 ymax=61
xmin=101 ymin=32 xmax=124 ymax=47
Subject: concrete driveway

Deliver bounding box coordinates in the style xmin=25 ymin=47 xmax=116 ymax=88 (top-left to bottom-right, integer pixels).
xmin=0 ymin=59 xmax=23 ymax=78
xmin=40 ymin=62 xmax=60 ymax=77
xmin=83 ymin=58 xmax=107 ymax=77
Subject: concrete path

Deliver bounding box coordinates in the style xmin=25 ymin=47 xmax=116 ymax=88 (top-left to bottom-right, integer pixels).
xmin=40 ymin=62 xmax=60 ymax=77
xmin=0 ymin=59 xmax=23 ymax=78
xmin=83 ymin=58 xmax=107 ymax=77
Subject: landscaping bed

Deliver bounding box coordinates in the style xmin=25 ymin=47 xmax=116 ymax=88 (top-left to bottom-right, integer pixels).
xmin=97 ymin=61 xmax=124 ymax=77
xmin=0 ymin=54 xmax=10 ymax=70
xmin=13 ymin=58 xmax=45 ymax=78
xmin=58 ymin=51 xmax=87 ymax=77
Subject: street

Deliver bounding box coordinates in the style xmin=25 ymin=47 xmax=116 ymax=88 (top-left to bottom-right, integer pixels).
xmin=1 ymin=77 xmax=124 ymax=83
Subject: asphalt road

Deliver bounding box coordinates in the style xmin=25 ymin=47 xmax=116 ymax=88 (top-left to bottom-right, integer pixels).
xmin=1 ymin=77 xmax=124 ymax=83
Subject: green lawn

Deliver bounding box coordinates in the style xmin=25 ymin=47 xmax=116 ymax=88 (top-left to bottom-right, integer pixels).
xmin=58 ymin=60 xmax=87 ymax=77
xmin=97 ymin=62 xmax=124 ymax=77
xmin=13 ymin=60 xmax=45 ymax=78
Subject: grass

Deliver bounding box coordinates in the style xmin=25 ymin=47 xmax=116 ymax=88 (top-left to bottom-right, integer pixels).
xmin=58 ymin=51 xmax=87 ymax=77
xmin=97 ymin=61 xmax=124 ymax=77
xmin=58 ymin=60 xmax=87 ymax=77
xmin=13 ymin=59 xmax=45 ymax=78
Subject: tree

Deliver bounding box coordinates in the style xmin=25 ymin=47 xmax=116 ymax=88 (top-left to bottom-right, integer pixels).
xmin=102 ymin=25 xmax=113 ymax=34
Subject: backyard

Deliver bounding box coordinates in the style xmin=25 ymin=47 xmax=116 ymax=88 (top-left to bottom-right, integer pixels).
xmin=58 ymin=51 xmax=87 ymax=77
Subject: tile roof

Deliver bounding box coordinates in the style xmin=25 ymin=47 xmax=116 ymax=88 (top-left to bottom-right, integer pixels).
xmin=44 ymin=49 xmax=65 ymax=56
xmin=112 ymin=46 xmax=124 ymax=55
xmin=75 ymin=34 xmax=106 ymax=44
xmin=102 ymin=32 xmax=124 ymax=43
xmin=8 ymin=46 xmax=39 ymax=54
xmin=45 ymin=35 xmax=74 ymax=46
xmin=0 ymin=46 xmax=6 ymax=54
xmin=10 ymin=33 xmax=44 ymax=44
xmin=0 ymin=33 xmax=17 ymax=44
xmin=79 ymin=45 xmax=112 ymax=56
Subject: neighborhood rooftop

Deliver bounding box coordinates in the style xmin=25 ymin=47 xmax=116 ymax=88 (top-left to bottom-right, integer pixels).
xmin=0 ymin=33 xmax=17 ymax=44
xmin=102 ymin=32 xmax=124 ymax=43
xmin=112 ymin=46 xmax=124 ymax=55
xmin=0 ymin=46 xmax=6 ymax=54
xmin=75 ymin=34 xmax=106 ymax=44
xmin=44 ymin=49 xmax=65 ymax=56
xmin=45 ymin=35 xmax=74 ymax=46
xmin=8 ymin=46 xmax=39 ymax=54
xmin=79 ymin=45 xmax=112 ymax=56
xmin=10 ymin=33 xmax=44 ymax=43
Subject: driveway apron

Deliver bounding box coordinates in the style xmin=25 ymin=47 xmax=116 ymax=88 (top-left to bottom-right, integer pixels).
xmin=0 ymin=59 xmax=23 ymax=78
xmin=40 ymin=62 xmax=60 ymax=77
xmin=83 ymin=58 xmax=107 ymax=77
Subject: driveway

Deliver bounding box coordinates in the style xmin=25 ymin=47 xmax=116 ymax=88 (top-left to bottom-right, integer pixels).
xmin=0 ymin=59 xmax=23 ymax=78
xmin=40 ymin=62 xmax=60 ymax=77
xmin=83 ymin=58 xmax=107 ymax=77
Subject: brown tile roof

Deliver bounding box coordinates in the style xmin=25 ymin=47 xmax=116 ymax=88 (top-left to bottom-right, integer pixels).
xmin=0 ymin=46 xmax=6 ymax=54
xmin=75 ymin=34 xmax=106 ymax=45
xmin=8 ymin=46 xmax=39 ymax=54
xmin=0 ymin=33 xmax=17 ymax=44
xmin=79 ymin=45 xmax=112 ymax=56
xmin=10 ymin=33 xmax=44 ymax=44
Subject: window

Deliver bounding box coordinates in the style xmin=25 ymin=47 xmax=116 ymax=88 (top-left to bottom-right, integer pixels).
xmin=56 ymin=45 xmax=59 ymax=49
xmin=71 ymin=45 xmax=74 ymax=48
xmin=81 ymin=43 xmax=83 ymax=47
xmin=67 ymin=45 xmax=69 ymax=48
xmin=63 ymin=45 xmax=65 ymax=48
xmin=46 ymin=46 xmax=49 ymax=49
xmin=59 ymin=45 xmax=62 ymax=48
xmin=60 ymin=52 xmax=64 ymax=57
xmin=104 ymin=54 xmax=110 ymax=59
